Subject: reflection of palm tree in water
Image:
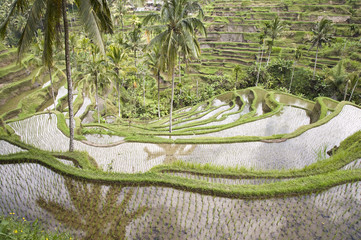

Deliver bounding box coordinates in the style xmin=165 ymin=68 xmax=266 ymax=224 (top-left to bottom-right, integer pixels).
xmin=37 ymin=178 xmax=148 ymax=240
xmin=144 ymin=144 xmax=196 ymax=164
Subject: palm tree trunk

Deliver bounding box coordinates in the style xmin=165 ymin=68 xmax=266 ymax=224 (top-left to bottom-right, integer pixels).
xmin=266 ymin=47 xmax=272 ymax=66
xmin=179 ymin=56 xmax=182 ymax=96
xmin=313 ymin=45 xmax=319 ymax=80
xmin=256 ymin=42 xmax=265 ymax=86
xmin=95 ymin=73 xmax=100 ymax=124
xmin=235 ymin=72 xmax=238 ymax=89
xmin=169 ymin=69 xmax=175 ymax=133
xmin=143 ymin=74 xmax=145 ymax=107
xmin=118 ymin=82 xmax=121 ymax=117
xmin=48 ymin=66 xmax=56 ymax=110
xmin=157 ymin=71 xmax=160 ymax=119
xmin=196 ymin=79 xmax=198 ymax=98
xmin=343 ymin=81 xmax=349 ymax=101
xmin=62 ymin=0 xmax=74 ymax=152
xmin=289 ymin=62 xmax=296 ymax=92
xmin=349 ymin=77 xmax=359 ymax=102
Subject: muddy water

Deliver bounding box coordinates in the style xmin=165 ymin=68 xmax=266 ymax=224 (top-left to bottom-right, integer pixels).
xmin=0 ymin=163 xmax=360 ymax=240
xmin=84 ymin=134 xmax=124 ymax=145
xmin=8 ymin=105 xmax=361 ymax=172
xmin=274 ymin=93 xmax=315 ymax=109
xmin=174 ymin=106 xmax=310 ymax=138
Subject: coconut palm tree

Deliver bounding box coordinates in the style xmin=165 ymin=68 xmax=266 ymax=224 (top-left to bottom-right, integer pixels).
xmin=265 ymin=16 xmax=284 ymax=66
xmin=349 ymin=72 xmax=360 ymax=102
xmin=147 ymin=44 xmax=165 ymax=118
xmin=309 ymin=18 xmax=334 ymax=80
xmin=289 ymin=46 xmax=303 ymax=92
xmin=75 ymin=44 xmax=110 ymax=123
xmin=143 ymin=0 xmax=206 ymax=132
xmin=233 ymin=64 xmax=242 ymax=89
xmin=0 ymin=0 xmax=113 ymax=151
xmin=107 ymin=44 xmax=128 ymax=117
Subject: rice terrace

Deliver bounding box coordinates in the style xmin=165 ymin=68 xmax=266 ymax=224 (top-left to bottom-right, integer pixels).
xmin=0 ymin=0 xmax=361 ymax=239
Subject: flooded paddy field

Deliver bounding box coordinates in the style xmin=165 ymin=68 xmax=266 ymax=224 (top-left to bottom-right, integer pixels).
xmin=7 ymin=104 xmax=361 ymax=172
xmin=0 ymin=163 xmax=360 ymax=240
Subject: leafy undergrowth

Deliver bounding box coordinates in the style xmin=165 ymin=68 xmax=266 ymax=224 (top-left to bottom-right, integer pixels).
xmin=0 ymin=215 xmax=72 ymax=240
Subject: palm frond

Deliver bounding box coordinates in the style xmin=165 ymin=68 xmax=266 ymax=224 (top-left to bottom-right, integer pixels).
xmin=76 ymin=0 xmax=106 ymax=55
xmin=17 ymin=0 xmax=46 ymax=62
xmin=0 ymin=0 xmax=29 ymax=39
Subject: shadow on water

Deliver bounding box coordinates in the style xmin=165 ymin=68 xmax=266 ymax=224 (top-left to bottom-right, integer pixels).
xmin=37 ymin=179 xmax=148 ymax=240
xmin=144 ymin=144 xmax=196 ymax=164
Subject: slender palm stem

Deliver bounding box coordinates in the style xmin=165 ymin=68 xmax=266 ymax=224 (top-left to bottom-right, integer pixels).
xmin=157 ymin=71 xmax=161 ymax=119
xmin=62 ymin=0 xmax=74 ymax=152
xmin=349 ymin=77 xmax=359 ymax=101
xmin=48 ymin=66 xmax=56 ymax=110
xmin=169 ymin=69 xmax=175 ymax=133
xmin=313 ymin=45 xmax=319 ymax=80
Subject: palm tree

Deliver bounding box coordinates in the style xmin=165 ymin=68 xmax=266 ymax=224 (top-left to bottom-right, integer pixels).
xmin=147 ymin=44 xmax=165 ymax=118
xmin=349 ymin=72 xmax=360 ymax=102
xmin=309 ymin=18 xmax=334 ymax=80
xmin=289 ymin=46 xmax=303 ymax=92
xmin=233 ymin=64 xmax=242 ymax=89
xmin=1 ymin=0 xmax=113 ymax=151
xmin=256 ymin=33 xmax=266 ymax=86
xmin=265 ymin=16 xmax=284 ymax=66
xmin=143 ymin=0 xmax=206 ymax=132
xmin=107 ymin=44 xmax=128 ymax=117
xmin=75 ymin=44 xmax=110 ymax=123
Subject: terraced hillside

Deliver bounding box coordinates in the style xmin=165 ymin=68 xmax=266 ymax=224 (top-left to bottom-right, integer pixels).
xmin=187 ymin=0 xmax=361 ymax=78
xmin=1 ymin=84 xmax=361 ymax=238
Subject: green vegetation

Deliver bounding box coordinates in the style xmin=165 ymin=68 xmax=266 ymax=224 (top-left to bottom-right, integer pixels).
xmin=0 ymin=0 xmax=361 ymax=238
xmin=0 ymin=215 xmax=72 ymax=240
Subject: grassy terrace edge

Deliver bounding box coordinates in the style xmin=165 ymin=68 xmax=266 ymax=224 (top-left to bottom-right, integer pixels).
xmin=0 ymin=130 xmax=361 ymax=199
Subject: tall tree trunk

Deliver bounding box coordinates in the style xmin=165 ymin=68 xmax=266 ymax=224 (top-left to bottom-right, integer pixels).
xmin=48 ymin=66 xmax=56 ymax=110
xmin=178 ymin=56 xmax=182 ymax=96
xmin=62 ymin=0 xmax=74 ymax=152
xmin=256 ymin=42 xmax=265 ymax=86
xmin=313 ymin=45 xmax=319 ymax=80
xmin=157 ymin=71 xmax=160 ymax=119
xmin=169 ymin=69 xmax=175 ymax=133
xmin=143 ymin=74 xmax=145 ymax=107
xmin=343 ymin=81 xmax=349 ymax=101
xmin=266 ymin=47 xmax=272 ymax=66
xmin=196 ymin=79 xmax=198 ymax=98
xmin=289 ymin=61 xmax=296 ymax=92
xmin=117 ymin=82 xmax=121 ymax=117
xmin=349 ymin=77 xmax=359 ymax=102
xmin=95 ymin=73 xmax=100 ymax=124
xmin=235 ymin=72 xmax=238 ymax=89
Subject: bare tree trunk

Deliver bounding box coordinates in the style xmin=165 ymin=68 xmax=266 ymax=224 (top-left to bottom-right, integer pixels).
xmin=95 ymin=73 xmax=100 ymax=124
xmin=266 ymin=47 xmax=272 ymax=66
xmin=179 ymin=56 xmax=182 ymax=96
xmin=196 ymin=79 xmax=198 ymax=98
xmin=169 ymin=70 xmax=175 ymax=133
xmin=118 ymin=82 xmax=121 ymax=117
xmin=48 ymin=66 xmax=56 ymax=110
xmin=289 ymin=62 xmax=296 ymax=92
xmin=343 ymin=81 xmax=349 ymax=101
xmin=349 ymin=77 xmax=359 ymax=102
xmin=143 ymin=74 xmax=145 ymax=107
xmin=313 ymin=45 xmax=319 ymax=80
xmin=235 ymin=72 xmax=238 ymax=89
xmin=157 ymin=71 xmax=160 ymax=119
xmin=256 ymin=42 xmax=265 ymax=86
xmin=62 ymin=0 xmax=74 ymax=152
